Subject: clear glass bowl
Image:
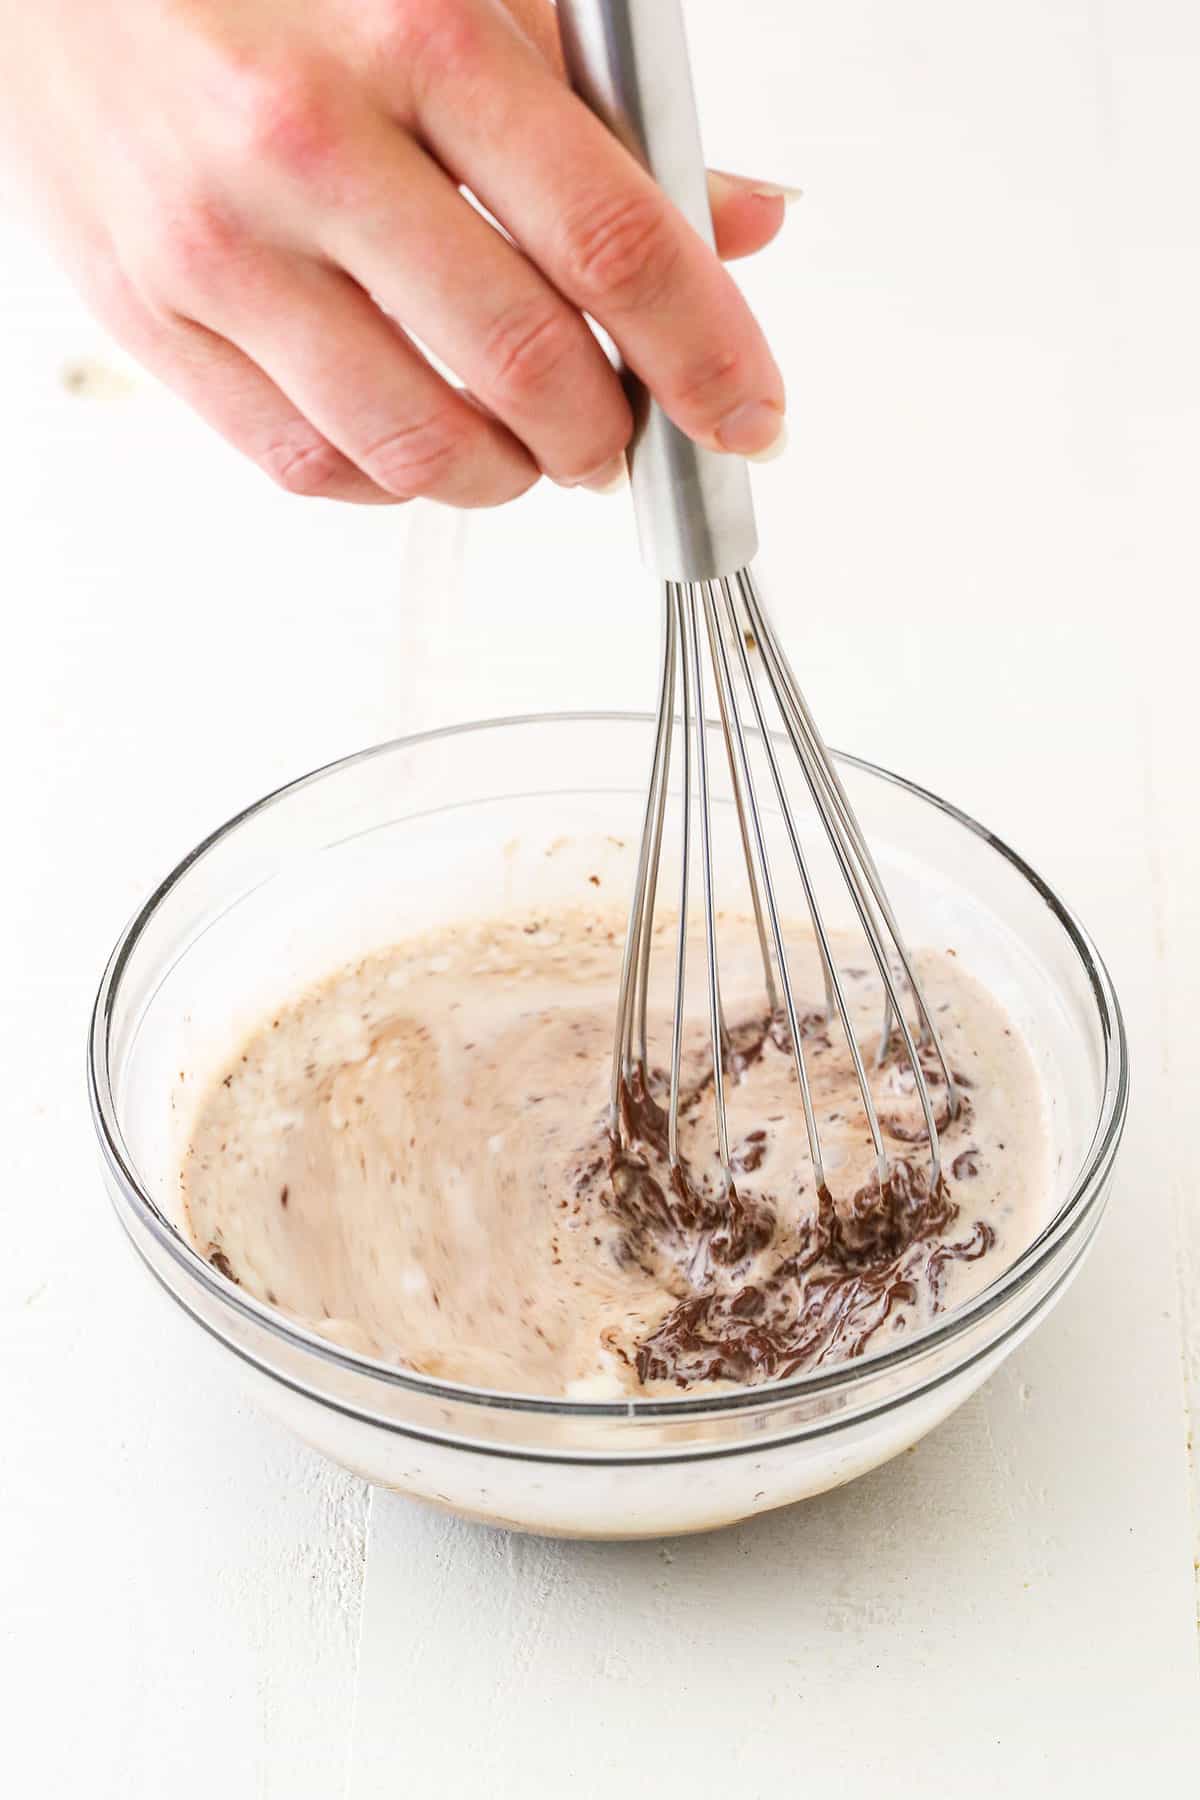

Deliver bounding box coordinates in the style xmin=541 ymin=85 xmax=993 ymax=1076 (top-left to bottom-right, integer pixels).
xmin=89 ymin=714 xmax=1127 ymax=1538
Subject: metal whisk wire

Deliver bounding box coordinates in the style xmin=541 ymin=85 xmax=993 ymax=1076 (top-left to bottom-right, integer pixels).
xmin=610 ymin=569 xmax=960 ymax=1202
xmin=561 ymin=0 xmax=959 ymax=1204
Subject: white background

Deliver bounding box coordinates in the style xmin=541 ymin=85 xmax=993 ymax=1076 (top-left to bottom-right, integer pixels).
xmin=1 ymin=0 xmax=1197 ymax=1793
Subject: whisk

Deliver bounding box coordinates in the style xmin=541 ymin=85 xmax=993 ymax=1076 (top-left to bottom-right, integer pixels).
xmin=558 ymin=0 xmax=959 ymax=1207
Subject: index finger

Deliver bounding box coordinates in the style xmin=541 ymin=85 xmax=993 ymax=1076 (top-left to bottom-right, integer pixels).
xmin=399 ymin=4 xmax=787 ymax=459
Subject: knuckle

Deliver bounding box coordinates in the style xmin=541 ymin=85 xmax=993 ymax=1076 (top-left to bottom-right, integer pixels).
xmin=262 ymin=433 xmax=346 ymax=498
xmin=671 ymin=344 xmax=744 ymax=417
xmin=562 ymin=193 xmax=682 ymax=312
xmin=359 ymin=416 xmax=462 ymax=498
xmin=482 ymin=302 xmax=579 ymax=401
xmin=402 ymin=3 xmax=487 ymax=105
xmin=228 ymin=59 xmax=340 ymax=179
xmin=149 ymin=192 xmax=243 ymax=302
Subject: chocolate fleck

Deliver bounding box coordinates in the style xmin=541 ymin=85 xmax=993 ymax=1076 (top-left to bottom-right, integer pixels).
xmin=207 ymin=1246 xmax=238 ymax=1284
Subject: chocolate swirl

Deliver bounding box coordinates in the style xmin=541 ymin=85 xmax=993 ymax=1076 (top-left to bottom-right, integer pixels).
xmin=579 ymin=1012 xmax=994 ymax=1389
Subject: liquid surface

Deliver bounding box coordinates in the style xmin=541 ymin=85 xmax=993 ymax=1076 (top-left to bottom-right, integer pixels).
xmin=181 ymin=911 xmax=1051 ymax=1397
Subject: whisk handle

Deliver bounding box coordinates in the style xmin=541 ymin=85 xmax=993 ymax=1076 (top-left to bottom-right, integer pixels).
xmin=557 ymin=0 xmax=760 ymax=582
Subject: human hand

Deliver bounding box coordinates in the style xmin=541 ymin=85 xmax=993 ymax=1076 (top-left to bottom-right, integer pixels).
xmin=2 ymin=0 xmax=792 ymax=506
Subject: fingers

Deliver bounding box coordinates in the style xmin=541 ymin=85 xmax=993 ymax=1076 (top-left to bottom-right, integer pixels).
xmin=92 ymin=246 xmax=539 ymax=509
xmin=91 ymin=272 xmax=399 ymax=504
xmin=193 ymin=251 xmax=542 ymax=507
xmin=71 ymin=0 xmax=795 ymax=514
xmin=498 ymin=0 xmax=798 ymax=263
xmin=316 ymin=127 xmax=632 ymax=488
xmin=402 ymin=4 xmax=787 ymax=458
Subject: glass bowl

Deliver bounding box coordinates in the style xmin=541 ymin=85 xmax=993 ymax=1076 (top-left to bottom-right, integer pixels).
xmin=88 ymin=713 xmax=1127 ymax=1539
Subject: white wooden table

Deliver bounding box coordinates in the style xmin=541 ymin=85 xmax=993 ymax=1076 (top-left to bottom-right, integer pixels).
xmin=2 ymin=3 xmax=1197 ymax=1792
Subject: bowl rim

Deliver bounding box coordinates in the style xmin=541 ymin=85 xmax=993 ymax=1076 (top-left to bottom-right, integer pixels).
xmin=88 ymin=710 xmax=1129 ymax=1422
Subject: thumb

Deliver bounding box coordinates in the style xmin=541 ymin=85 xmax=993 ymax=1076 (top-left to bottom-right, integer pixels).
xmin=707 ymin=169 xmax=802 ymax=262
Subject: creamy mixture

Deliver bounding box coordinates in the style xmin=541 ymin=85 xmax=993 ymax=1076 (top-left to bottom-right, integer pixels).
xmin=180 ymin=910 xmax=1050 ymax=1397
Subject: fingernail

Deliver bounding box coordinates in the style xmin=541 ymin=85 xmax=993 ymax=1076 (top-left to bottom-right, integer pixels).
xmin=710 ymin=169 xmax=803 ymax=205
xmin=578 ymin=454 xmax=628 ymax=494
xmin=715 ymin=403 xmax=787 ymax=460
xmin=747 ymin=416 xmax=788 ymax=463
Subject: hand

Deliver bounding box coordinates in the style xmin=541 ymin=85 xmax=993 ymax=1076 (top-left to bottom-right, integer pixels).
xmin=1 ymin=0 xmax=792 ymax=506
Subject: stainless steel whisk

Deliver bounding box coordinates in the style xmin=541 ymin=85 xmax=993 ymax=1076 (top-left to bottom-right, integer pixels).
xmin=559 ymin=0 xmax=959 ymax=1202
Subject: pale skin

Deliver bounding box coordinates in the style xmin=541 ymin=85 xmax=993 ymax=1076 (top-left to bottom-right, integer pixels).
xmin=0 ymin=0 xmax=792 ymax=507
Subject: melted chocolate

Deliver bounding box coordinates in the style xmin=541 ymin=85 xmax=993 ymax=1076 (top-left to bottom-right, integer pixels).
xmin=634 ymin=1160 xmax=970 ymax=1385
xmin=608 ymin=1065 xmax=775 ymax=1272
xmin=580 ymin=1011 xmax=995 ymax=1390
